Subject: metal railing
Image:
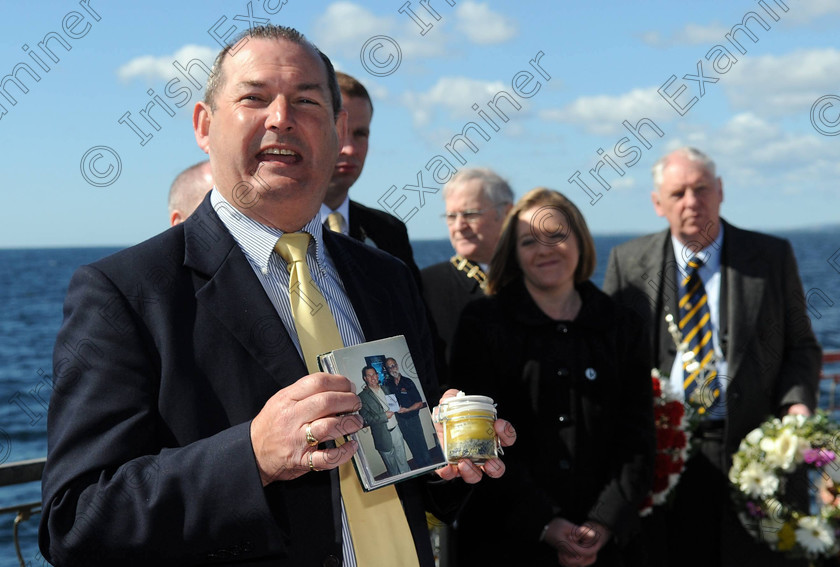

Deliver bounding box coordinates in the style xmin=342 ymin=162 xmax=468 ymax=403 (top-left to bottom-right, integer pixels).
xmin=0 ymin=457 xmax=45 ymax=567
xmin=1 ymin=351 xmax=838 ymax=566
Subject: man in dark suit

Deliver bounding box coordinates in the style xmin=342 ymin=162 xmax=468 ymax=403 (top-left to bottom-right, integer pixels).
xmin=603 ymin=146 xmax=821 ymax=567
xmin=421 ymin=168 xmax=513 ymax=364
xmin=39 ymin=25 xmax=513 ymax=567
xmin=320 ymin=72 xmax=421 ymax=285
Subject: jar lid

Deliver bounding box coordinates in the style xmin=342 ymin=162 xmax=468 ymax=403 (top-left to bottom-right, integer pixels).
xmin=436 ymin=392 xmax=496 ymax=420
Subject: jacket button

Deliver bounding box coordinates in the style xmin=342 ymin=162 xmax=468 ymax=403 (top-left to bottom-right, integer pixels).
xmin=556 ymin=368 xmax=569 ymax=377
xmin=323 ymin=555 xmax=340 ymax=567
xmin=556 ymin=323 xmax=568 ymax=333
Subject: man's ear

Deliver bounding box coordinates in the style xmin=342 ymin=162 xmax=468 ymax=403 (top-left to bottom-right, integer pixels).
xmin=334 ymin=108 xmax=348 ymax=153
xmin=651 ymin=191 xmax=664 ymax=217
xmin=193 ymin=101 xmax=212 ymax=154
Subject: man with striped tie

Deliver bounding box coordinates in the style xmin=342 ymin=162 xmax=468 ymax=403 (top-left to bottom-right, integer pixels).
xmin=603 ymin=147 xmax=821 ymax=566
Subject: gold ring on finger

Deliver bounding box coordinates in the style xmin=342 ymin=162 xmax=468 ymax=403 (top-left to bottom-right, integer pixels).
xmin=305 ymin=423 xmax=319 ymax=447
xmin=308 ymin=452 xmax=320 ymax=472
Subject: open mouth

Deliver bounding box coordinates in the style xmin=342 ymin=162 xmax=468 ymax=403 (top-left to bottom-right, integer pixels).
xmin=258 ymin=147 xmax=302 ymax=165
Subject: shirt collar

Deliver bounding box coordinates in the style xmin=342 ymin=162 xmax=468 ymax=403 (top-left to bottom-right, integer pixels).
xmin=319 ymin=194 xmax=351 ymax=234
xmin=211 ymin=188 xmax=328 ymax=274
xmin=671 ymin=224 xmax=724 ymax=273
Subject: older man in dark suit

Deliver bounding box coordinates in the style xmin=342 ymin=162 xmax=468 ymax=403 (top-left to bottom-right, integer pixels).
xmin=39 ymin=25 xmax=513 ymax=567
xmin=603 ymin=146 xmax=820 ymax=567
xmin=421 ymin=168 xmax=513 ymax=365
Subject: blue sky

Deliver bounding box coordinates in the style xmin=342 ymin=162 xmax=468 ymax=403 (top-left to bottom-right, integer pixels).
xmin=1 ymin=0 xmax=838 ymax=248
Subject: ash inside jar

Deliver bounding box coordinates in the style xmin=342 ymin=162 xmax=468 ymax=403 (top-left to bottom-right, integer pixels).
xmin=446 ymin=438 xmax=497 ymax=464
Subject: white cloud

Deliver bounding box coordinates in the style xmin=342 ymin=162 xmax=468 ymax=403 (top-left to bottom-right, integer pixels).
xmin=313 ymin=1 xmax=448 ymax=62
xmin=642 ymin=23 xmax=730 ymax=47
xmin=540 ymin=87 xmax=676 ymax=135
xmin=455 ymin=1 xmax=517 ymax=45
xmin=312 ymin=2 xmax=395 ymax=55
xmin=723 ymin=48 xmax=840 ymax=116
xmin=401 ymin=76 xmax=507 ymax=126
xmin=782 ymin=0 xmax=840 ymax=25
xmin=117 ymin=45 xmax=216 ymax=83
xmin=667 ymin=113 xmax=838 ymax=195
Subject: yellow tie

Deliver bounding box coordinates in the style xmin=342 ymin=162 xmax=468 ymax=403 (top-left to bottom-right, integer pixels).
xmin=326 ymin=211 xmax=345 ymax=233
xmin=274 ymin=233 xmax=419 ymax=567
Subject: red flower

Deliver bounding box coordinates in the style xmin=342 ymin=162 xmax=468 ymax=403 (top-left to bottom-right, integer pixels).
xmin=652 ymin=377 xmax=662 ymax=398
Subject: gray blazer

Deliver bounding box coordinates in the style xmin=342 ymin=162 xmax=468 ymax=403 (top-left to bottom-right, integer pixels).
xmin=603 ymin=219 xmax=821 ymax=456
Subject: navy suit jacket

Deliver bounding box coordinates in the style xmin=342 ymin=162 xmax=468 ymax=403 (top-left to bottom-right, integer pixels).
xmin=40 ymin=196 xmax=448 ymax=566
xmin=347 ymin=200 xmax=422 ymax=287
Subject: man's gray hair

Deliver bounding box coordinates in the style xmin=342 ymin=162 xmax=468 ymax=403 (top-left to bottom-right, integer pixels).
xmin=442 ymin=167 xmax=514 ymax=207
xmin=652 ymin=147 xmax=717 ymax=190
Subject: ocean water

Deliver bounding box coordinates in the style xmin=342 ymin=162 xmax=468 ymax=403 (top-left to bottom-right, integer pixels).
xmin=2 ymin=228 xmax=840 ymax=566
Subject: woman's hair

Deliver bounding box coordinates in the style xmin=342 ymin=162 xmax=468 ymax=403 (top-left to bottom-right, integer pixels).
xmin=486 ymin=187 xmax=596 ymax=295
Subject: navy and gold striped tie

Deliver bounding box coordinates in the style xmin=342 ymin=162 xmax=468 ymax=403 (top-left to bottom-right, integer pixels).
xmin=679 ymin=256 xmax=719 ymax=414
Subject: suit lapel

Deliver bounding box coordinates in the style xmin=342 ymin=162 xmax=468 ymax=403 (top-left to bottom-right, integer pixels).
xmin=347 ymin=200 xmax=365 ymax=242
xmin=722 ymin=222 xmax=764 ymax=380
xmin=324 ymin=230 xmax=391 ymax=341
xmin=642 ymin=231 xmax=679 ymax=370
xmin=183 ymin=199 xmax=306 ymax=388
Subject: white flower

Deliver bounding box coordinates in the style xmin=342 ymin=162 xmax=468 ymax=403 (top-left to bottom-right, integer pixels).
xmin=746 ymin=428 xmax=764 ymax=447
xmin=739 ymin=462 xmax=779 ymax=498
xmin=761 ymin=428 xmax=805 ymax=472
xmin=782 ymin=414 xmax=808 ymax=428
xmin=795 ymin=516 xmax=834 ymax=554
xmin=758 ymin=515 xmax=786 ymax=545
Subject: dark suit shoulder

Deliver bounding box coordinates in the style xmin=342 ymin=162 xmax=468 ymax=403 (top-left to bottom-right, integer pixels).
xmin=609 ymin=230 xmax=669 ymax=258
xmin=349 ymin=200 xmax=408 ymax=232
xmin=92 ymin=225 xmax=186 ymax=274
xmin=723 ymin=220 xmax=790 ymax=252
xmin=420 ymin=260 xmax=456 ymax=283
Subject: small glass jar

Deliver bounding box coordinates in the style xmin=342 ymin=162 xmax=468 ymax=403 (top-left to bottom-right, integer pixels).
xmin=435 ymin=393 xmax=498 ymax=464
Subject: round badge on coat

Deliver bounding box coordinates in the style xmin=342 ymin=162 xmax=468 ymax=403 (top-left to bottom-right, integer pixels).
xmin=585 ymin=368 xmax=597 ymax=380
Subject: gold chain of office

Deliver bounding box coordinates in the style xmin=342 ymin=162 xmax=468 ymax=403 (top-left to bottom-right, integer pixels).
xmin=450 ymin=255 xmax=487 ymax=289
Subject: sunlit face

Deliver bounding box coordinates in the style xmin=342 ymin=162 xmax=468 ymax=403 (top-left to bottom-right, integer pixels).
xmin=326 ymin=94 xmax=371 ymax=206
xmin=193 ymin=38 xmax=346 ymax=231
xmin=363 ymin=368 xmax=380 ymax=388
xmin=445 ymin=179 xmax=508 ymax=264
xmin=385 ymin=359 xmax=399 ymax=379
xmin=516 ymin=206 xmax=579 ymax=295
xmin=652 ymin=153 xmax=723 ymax=246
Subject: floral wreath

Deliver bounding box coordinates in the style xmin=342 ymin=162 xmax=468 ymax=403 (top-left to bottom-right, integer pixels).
xmin=640 ymin=314 xmax=711 ymax=516
xmin=729 ymin=412 xmax=840 ymax=559
xmin=639 ymin=369 xmax=693 ymax=515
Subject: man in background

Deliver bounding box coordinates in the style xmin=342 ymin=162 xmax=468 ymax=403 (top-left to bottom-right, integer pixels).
xmin=320 ymin=71 xmax=421 ymax=284
xmin=603 ymin=146 xmax=820 ymax=567
xmin=167 ymin=160 xmax=213 ymax=226
xmin=421 ymin=168 xmax=513 ymax=364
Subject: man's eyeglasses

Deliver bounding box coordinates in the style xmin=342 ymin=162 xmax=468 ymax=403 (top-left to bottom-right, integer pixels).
xmin=386 ymin=364 xmax=398 ymax=369
xmin=442 ymin=209 xmax=488 ymax=225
